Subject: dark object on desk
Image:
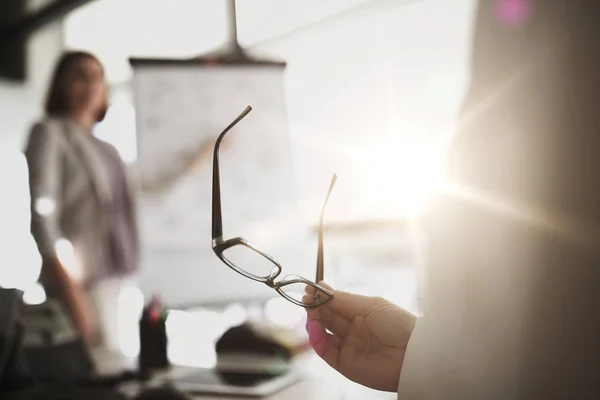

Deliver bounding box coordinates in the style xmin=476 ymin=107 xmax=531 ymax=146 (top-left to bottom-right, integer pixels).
xmin=20 ymin=299 xmax=96 ymax=383
xmin=0 ymin=288 xmax=33 ymax=392
xmin=215 ymin=323 xmax=291 ymax=360
xmin=3 ymin=384 xmax=128 ymax=400
xmin=1 ymin=292 xmax=95 ymax=392
xmin=134 ymin=386 xmax=191 ymax=400
xmin=1 ymin=290 xmax=136 ymax=400
xmin=138 ymin=296 xmax=169 ymax=377
xmin=217 ymin=370 xmax=281 ymax=387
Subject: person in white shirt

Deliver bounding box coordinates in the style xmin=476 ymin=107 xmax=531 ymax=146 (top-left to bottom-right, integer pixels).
xmin=305 ymin=0 xmax=600 ymax=398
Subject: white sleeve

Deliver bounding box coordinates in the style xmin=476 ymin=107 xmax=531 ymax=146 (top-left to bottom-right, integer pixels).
xmin=397 ymin=318 xmax=433 ymax=399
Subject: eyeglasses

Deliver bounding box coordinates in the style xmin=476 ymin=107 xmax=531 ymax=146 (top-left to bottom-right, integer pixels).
xmin=211 ymin=105 xmax=335 ymax=308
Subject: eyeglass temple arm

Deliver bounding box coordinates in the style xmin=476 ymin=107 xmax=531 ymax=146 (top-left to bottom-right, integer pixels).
xmin=316 ymin=173 xmax=337 ymax=283
xmin=212 ymin=105 xmax=253 ymax=241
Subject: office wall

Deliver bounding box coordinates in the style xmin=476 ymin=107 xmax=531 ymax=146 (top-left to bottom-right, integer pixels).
xmin=0 ymin=2 xmax=64 ymax=149
xmin=61 ymin=0 xmax=477 ymax=307
xmin=248 ymin=0 xmax=477 ymax=221
xmin=0 ymin=0 xmax=64 ymax=293
xmin=63 ymin=0 xmax=229 ymax=84
xmin=65 ymin=0 xmax=477 ymax=220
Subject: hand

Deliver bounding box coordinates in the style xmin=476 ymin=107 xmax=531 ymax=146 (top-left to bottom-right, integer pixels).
xmin=48 ymin=257 xmax=98 ymax=344
xmin=67 ymin=282 xmax=99 ymax=344
xmin=305 ymin=282 xmax=417 ymax=392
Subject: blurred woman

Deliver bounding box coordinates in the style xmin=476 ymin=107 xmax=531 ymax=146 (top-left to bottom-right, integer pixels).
xmin=25 ymin=51 xmax=139 ymax=347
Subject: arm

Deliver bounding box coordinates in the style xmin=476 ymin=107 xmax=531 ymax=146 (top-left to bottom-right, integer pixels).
xmin=24 ymin=122 xmax=97 ymax=342
xmin=105 ymin=143 xmax=141 ymax=258
xmin=396 ymin=318 xmax=434 ymax=398
xmin=24 ymin=122 xmax=64 ymax=259
xmin=140 ymin=137 xmax=225 ymax=193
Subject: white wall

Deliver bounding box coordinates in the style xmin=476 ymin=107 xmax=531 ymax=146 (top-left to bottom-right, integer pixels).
xmin=64 ymin=0 xmax=228 ymax=84
xmin=248 ymin=0 xmax=477 ymax=221
xmin=64 ymin=0 xmax=477 ymax=221
xmin=0 ymin=1 xmax=65 ymax=149
xmin=0 ymin=0 xmax=64 ymax=295
xmin=60 ymin=0 xmax=478 ymax=308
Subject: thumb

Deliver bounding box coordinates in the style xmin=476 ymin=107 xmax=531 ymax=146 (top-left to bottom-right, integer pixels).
xmin=318 ymin=281 xmax=381 ymax=320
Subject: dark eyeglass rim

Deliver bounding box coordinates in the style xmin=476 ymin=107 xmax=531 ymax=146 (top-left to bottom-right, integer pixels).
xmin=211 ymin=105 xmax=334 ymax=308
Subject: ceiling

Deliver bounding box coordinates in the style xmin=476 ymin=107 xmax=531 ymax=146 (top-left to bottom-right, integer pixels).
xmin=0 ymin=0 xmax=95 ymax=38
xmin=0 ymin=0 xmax=21 ymax=28
xmin=0 ymin=0 xmax=95 ymax=81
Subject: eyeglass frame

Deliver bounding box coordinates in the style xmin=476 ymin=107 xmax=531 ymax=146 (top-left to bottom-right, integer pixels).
xmin=211 ymin=105 xmax=334 ymax=308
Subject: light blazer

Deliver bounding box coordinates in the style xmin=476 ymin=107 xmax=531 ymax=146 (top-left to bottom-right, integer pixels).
xmin=24 ymin=117 xmax=139 ymax=290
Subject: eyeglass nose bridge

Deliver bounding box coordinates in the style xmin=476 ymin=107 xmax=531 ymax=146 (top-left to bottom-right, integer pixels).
xmin=264 ymin=277 xmax=277 ymax=288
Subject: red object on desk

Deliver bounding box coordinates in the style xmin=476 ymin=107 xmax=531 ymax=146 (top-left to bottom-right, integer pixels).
xmin=149 ymin=308 xmax=160 ymax=323
xmin=147 ymin=295 xmax=163 ymax=322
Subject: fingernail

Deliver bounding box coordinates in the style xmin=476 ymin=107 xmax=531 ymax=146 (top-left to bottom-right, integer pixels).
xmin=307 ymin=320 xmax=325 ymax=345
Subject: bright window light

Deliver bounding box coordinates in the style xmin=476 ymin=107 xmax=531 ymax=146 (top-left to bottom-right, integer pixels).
xmin=165 ymin=309 xmax=223 ymax=368
xmin=265 ymin=297 xmax=305 ymax=329
xmin=223 ymin=303 xmax=249 ymax=327
xmin=23 ymin=282 xmax=47 ymax=305
xmin=34 ymin=196 xmax=56 ymax=216
xmin=94 ymin=90 xmax=137 ymax=163
xmin=363 ymin=133 xmax=445 ymax=219
xmin=118 ymin=286 xmax=144 ymax=357
xmin=0 ymin=147 xmax=43 ymax=291
xmin=54 ymin=238 xmax=83 ymax=281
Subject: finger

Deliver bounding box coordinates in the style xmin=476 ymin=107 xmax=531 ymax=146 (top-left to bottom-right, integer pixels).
xmin=302 ymin=294 xmax=320 ymax=309
xmin=305 ymin=305 xmax=319 ymax=323
xmin=306 ymin=319 xmax=341 ymax=370
xmin=317 ymin=281 xmax=334 ymax=291
xmin=309 ymin=305 xmax=350 ymax=337
xmin=303 ymin=285 xmax=326 ymax=306
xmin=318 ymin=281 xmax=381 ymax=320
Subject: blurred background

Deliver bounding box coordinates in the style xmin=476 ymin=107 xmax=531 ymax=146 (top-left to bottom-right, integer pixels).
xmin=0 ymin=0 xmax=477 ymax=397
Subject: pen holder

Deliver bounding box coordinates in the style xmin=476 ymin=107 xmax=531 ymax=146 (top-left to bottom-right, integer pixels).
xmin=138 ymin=304 xmax=169 ymax=377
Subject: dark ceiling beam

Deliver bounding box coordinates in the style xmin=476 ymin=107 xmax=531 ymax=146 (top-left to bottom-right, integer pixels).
xmin=0 ymin=0 xmax=95 ymax=81
xmin=0 ymin=0 xmax=95 ymax=40
xmin=0 ymin=0 xmax=26 ymax=27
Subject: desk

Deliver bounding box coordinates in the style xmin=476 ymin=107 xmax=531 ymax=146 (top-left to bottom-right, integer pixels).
xmin=92 ymin=349 xmax=395 ymax=399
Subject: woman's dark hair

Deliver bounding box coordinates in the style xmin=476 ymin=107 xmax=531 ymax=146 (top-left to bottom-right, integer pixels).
xmin=44 ymin=50 xmax=108 ymax=122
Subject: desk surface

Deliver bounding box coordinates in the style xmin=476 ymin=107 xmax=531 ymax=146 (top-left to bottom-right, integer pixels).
xmin=92 ymin=349 xmax=395 ymax=400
